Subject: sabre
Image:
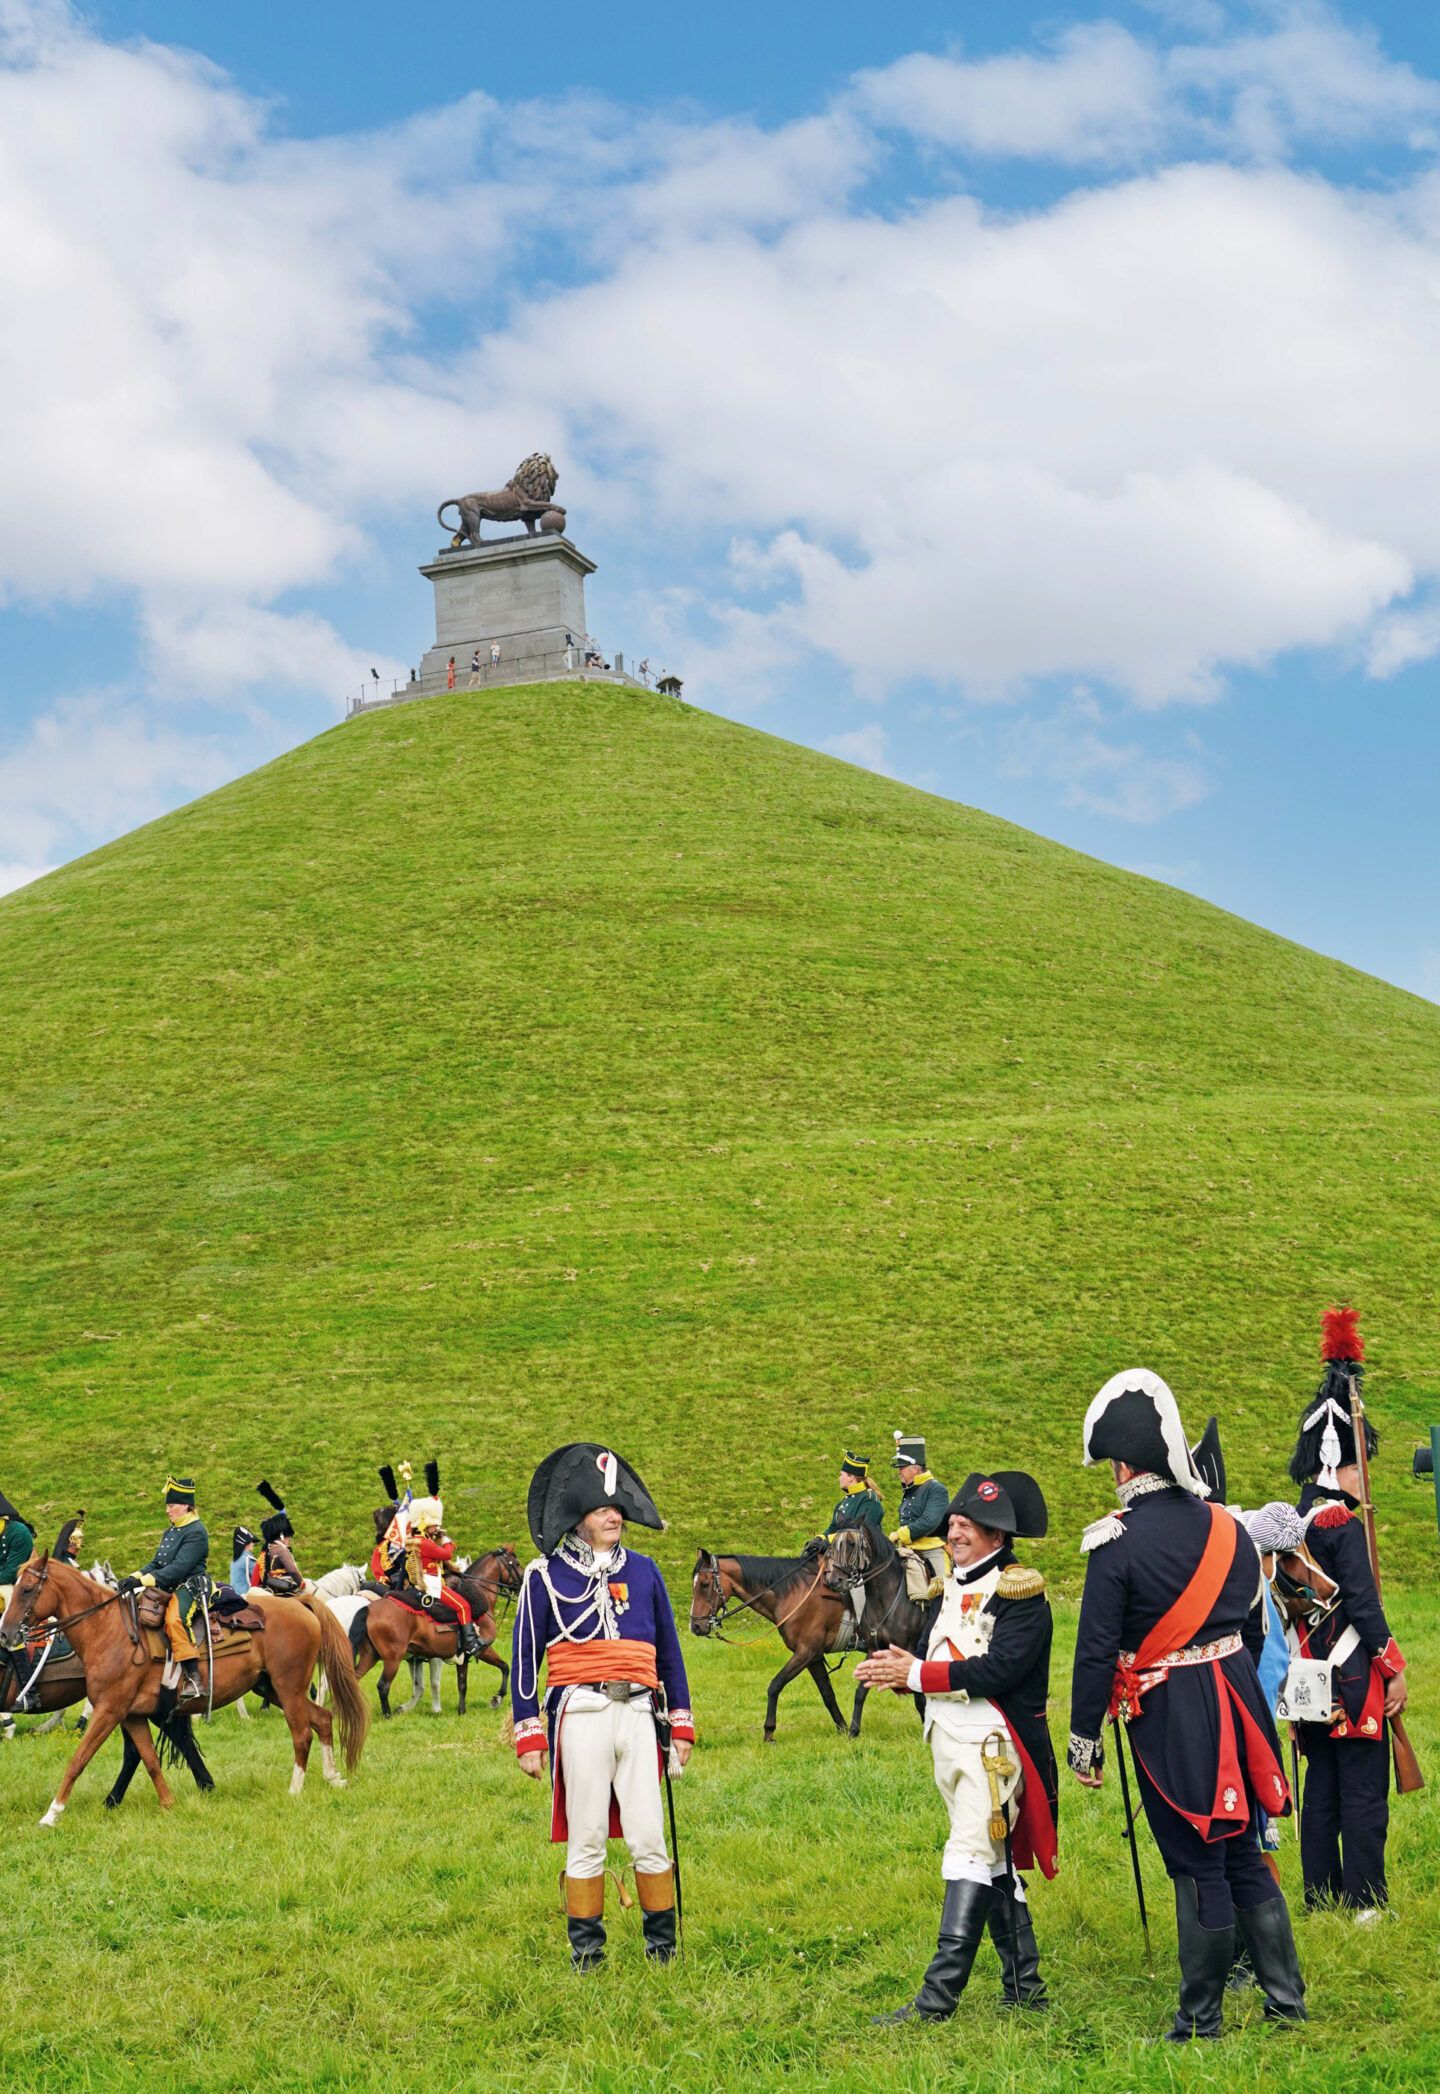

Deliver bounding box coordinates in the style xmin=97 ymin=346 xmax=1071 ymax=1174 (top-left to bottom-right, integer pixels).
xmin=1112 ymin=1719 xmax=1153 ymax=1967
xmin=198 ymin=1580 xmax=214 ymax=1725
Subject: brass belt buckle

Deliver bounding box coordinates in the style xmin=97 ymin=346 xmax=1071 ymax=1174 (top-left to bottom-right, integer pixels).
xmin=602 ymin=1679 xmax=631 ymax=1702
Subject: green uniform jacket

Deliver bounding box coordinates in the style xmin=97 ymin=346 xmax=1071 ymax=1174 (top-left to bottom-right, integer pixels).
xmin=140 ymin=1519 xmax=210 ymax=1594
xmin=827 ymin=1486 xmax=884 ymax=1539
xmin=893 ymin=1475 xmax=950 ymax=1546
xmin=0 ymin=1517 xmax=36 ymax=1585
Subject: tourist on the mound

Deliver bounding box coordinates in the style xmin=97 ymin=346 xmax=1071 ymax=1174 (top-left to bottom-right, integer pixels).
xmin=0 ymin=1488 xmax=37 ymax=1598
xmin=404 ymin=1463 xmax=483 ymax=1660
xmin=804 ymin=1450 xmax=884 ymax=1555
xmin=470 ymin=648 xmax=481 ymax=677
xmin=447 ymin=656 xmax=456 ymax=690
xmin=252 ymin=1481 xmax=305 ymax=1596
xmin=1286 ymin=1311 xmax=1408 ymax=1918
xmin=512 ymin=1443 xmax=694 ymax=1969
xmin=490 ymin=640 xmax=501 ymax=671
xmin=118 ymin=1477 xmax=210 ymax=1703
xmin=889 ymin=1431 xmax=951 ymax=1601
xmin=860 ymin=1469 xmax=1058 ymax=2020
xmin=1068 ymin=1372 xmax=1305 ymax=2039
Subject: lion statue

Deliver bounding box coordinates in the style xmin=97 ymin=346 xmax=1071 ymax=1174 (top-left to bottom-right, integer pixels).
xmin=437 ymin=454 xmax=567 ymax=548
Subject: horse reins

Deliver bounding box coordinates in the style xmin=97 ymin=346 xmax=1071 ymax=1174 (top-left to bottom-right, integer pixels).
xmin=694 ymin=1553 xmax=829 ymax=1644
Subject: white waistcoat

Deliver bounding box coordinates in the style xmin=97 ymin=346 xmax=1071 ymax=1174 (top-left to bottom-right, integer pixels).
xmin=923 ymin=1560 xmax=1004 ymax=1742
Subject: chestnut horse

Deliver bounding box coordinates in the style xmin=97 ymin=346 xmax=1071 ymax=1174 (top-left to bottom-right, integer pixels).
xmin=2 ymin=1633 xmax=216 ymax=1803
xmin=690 ymin=1548 xmax=867 ymax=1742
xmin=0 ymin=1553 xmax=367 ymax=1826
xmin=350 ymin=1547 xmax=522 ymax=1717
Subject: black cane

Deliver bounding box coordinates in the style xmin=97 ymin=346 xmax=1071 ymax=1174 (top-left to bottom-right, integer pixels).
xmin=655 ymin=1700 xmax=684 ymax=1946
xmin=1113 ymin=1722 xmax=1153 ymax=1967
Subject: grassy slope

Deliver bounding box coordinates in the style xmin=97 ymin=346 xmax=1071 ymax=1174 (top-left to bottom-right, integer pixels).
xmin=3 ymin=681 xmax=1440 ymax=2091
xmin=1 ymin=682 xmax=1435 ymax=1577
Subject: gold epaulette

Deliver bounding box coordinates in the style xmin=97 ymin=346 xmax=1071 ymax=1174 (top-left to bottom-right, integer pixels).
xmin=996 ymin=1565 xmax=1045 ymax=1600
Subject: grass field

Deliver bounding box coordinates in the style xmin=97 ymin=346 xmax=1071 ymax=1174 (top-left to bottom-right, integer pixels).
xmin=3 ymin=1590 xmax=1437 ymax=2094
xmin=1 ymin=678 xmax=1438 ymax=2088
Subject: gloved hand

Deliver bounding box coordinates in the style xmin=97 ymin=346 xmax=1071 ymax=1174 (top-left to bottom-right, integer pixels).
xmin=118 ymin=1574 xmax=143 ymax=1594
xmin=801 ymin=1535 xmax=827 ymax=1560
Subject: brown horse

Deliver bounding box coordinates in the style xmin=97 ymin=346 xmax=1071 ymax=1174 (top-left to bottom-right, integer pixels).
xmin=350 ymin=1548 xmax=522 ymax=1717
xmin=2 ymin=1634 xmax=216 ymax=1803
xmin=690 ymin=1548 xmax=868 ymax=1742
xmin=0 ymin=1553 xmax=367 ymax=1825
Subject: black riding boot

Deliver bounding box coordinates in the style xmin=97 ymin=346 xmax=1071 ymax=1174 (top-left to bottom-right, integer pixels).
xmin=873 ymin=1879 xmax=993 ymax=2024
xmin=641 ymin=1906 xmax=678 ymax=1962
xmin=565 ymin=1876 xmax=605 ymax=1971
xmin=988 ymin=1874 xmax=1049 ymax=2009
xmin=1234 ymin=1896 xmax=1307 ymax=2024
xmin=1163 ymin=1878 xmax=1232 ymax=2041
xmin=457 ymin=1621 xmax=482 ymax=1661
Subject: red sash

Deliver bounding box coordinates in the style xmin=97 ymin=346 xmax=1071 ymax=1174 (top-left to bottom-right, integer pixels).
xmin=1109 ymin=1503 xmax=1236 ymax=1721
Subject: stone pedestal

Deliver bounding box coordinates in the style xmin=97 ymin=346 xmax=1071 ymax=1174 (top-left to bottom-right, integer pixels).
xmin=416 ymin=534 xmax=599 ymax=693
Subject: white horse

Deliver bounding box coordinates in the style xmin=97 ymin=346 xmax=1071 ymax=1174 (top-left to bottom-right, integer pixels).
xmin=312 ymin=1563 xmax=454 ymax=1715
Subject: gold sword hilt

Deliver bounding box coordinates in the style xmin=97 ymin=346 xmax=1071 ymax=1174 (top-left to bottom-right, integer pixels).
xmin=981 ymin=1730 xmax=1018 ymax=1843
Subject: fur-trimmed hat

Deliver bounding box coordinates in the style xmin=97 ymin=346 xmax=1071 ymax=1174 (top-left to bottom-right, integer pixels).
xmin=231 ymin=1525 xmax=257 ymax=1559
xmin=1289 ymin=1306 xmax=1377 ymax=1489
xmin=53 ymin=1511 xmax=86 ymax=1559
xmin=526 ymin=1444 xmax=664 ymax=1556
xmin=164 ymin=1475 xmax=197 ymax=1508
xmin=947 ymin=1471 xmax=1048 ymax=1538
xmin=257 ymin=1480 xmax=294 ymax=1543
xmin=840 ymin=1450 xmax=871 ymax=1480
xmin=1083 ymin=1370 xmax=1209 ymax=1496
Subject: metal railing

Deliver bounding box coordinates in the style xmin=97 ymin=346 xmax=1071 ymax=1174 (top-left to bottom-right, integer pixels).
xmin=345 ymin=644 xmax=671 ymax=718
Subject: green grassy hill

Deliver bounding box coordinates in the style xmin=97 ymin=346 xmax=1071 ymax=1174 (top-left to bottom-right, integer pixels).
xmin=2 ymin=681 xmax=1437 ymax=1580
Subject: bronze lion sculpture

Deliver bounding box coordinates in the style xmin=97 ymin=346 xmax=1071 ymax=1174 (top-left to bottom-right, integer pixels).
xmin=437 ymin=454 xmax=567 ymax=548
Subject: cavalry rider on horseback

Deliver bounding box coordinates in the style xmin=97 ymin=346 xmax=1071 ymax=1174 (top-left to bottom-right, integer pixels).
xmin=118 ymin=1476 xmax=209 ymax=1703
xmin=803 ymin=1450 xmax=884 ymax=1557
xmin=889 ymin=1431 xmax=951 ymax=1602
xmin=251 ymin=1482 xmax=305 ymax=1595
xmin=0 ymin=1487 xmax=37 ymax=1601
xmin=53 ymin=1513 xmax=85 ymax=1569
xmin=512 ymin=1443 xmax=694 ymax=1971
xmin=405 ymin=1463 xmax=483 ymax=1661
xmin=369 ymin=1461 xmax=412 ymax=1590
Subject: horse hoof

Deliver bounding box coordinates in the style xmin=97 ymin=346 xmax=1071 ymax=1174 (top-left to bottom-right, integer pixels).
xmin=327 ymin=1775 xmax=348 ymax=1790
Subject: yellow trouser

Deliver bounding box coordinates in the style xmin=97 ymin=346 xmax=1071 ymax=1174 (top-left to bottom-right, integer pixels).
xmin=163 ymin=1593 xmax=201 ymax=1662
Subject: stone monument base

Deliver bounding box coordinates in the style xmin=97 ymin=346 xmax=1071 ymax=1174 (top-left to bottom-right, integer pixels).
xmin=414 ymin=533 xmax=643 ymax=694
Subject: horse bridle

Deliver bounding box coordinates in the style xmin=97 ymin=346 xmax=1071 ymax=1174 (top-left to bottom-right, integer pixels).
xmin=1 ymin=1559 xmax=120 ymax=1648
xmin=692 ymin=1549 xmax=827 ymax=1641
xmin=823 ymin=1533 xmax=914 ymax=1644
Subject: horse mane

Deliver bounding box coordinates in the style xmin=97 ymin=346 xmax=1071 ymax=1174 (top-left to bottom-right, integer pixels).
xmin=728 ymin=1552 xmax=813 ymax=1594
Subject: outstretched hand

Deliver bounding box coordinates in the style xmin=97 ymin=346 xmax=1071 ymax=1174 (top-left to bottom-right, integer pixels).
xmin=855 ymin=1644 xmax=914 ymax=1692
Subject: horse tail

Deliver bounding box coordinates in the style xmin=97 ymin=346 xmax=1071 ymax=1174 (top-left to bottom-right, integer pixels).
xmin=314 ymin=1600 xmax=369 ymax=1773
xmin=347 ymin=1602 xmax=373 ymax=1663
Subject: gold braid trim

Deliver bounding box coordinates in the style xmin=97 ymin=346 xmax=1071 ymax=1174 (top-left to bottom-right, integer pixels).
xmin=996 ymin=1565 xmax=1046 ymax=1600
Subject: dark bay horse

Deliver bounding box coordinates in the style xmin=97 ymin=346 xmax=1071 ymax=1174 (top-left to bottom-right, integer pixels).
xmin=823 ymin=1525 xmax=933 ymax=1737
xmin=350 ymin=1548 xmax=522 ymax=1717
xmin=690 ymin=1549 xmax=869 ymax=1743
xmin=0 ymin=1554 xmax=367 ymax=1824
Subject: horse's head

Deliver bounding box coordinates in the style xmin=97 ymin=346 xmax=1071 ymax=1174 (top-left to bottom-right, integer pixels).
xmin=689 ymin=1549 xmax=729 ymax=1636
xmin=0 ymin=1550 xmax=53 ymax=1648
xmin=823 ymin=1526 xmax=868 ymax=1595
xmin=492 ymin=1545 xmax=523 ymax=1596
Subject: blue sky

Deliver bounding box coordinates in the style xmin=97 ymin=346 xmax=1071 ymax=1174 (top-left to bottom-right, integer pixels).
xmin=2 ymin=0 xmax=1437 ymax=1000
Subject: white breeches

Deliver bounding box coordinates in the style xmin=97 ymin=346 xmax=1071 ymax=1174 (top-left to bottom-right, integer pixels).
xmin=929 ymin=1712 xmax=1025 ymax=1890
xmin=560 ymin=1697 xmax=669 ymax=1880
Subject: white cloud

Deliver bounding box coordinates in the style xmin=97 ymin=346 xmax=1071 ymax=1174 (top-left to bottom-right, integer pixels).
xmin=0 ymin=860 xmax=53 ymax=896
xmin=821 ymin=722 xmax=894 ymax=776
xmin=0 ymin=697 xmax=234 ymax=862
xmin=142 ymin=602 xmax=408 ymax=707
xmin=853 ymin=6 xmax=1440 ymax=165
xmin=1365 ymin=602 xmax=1440 ymax=679
xmin=997 ymin=707 xmax=1211 ymax=822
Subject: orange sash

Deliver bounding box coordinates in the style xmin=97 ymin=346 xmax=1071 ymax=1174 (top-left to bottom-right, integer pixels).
xmin=545 ymin=1637 xmax=659 ymax=1691
xmin=1110 ymin=1503 xmax=1237 ymax=1721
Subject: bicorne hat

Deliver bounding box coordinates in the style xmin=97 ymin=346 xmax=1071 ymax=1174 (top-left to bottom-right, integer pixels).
xmin=526 ymin=1444 xmax=664 ymax=1556
xmin=231 ymin=1525 xmax=257 ymax=1558
xmin=1083 ymin=1370 xmax=1209 ymax=1496
xmin=892 ymin=1432 xmax=927 ymax=1470
xmin=1288 ymin=1306 xmax=1377 ymax=1489
xmin=1190 ymin=1417 xmax=1226 ymax=1504
xmin=0 ymin=1489 xmax=27 ymax=1524
xmin=947 ymin=1470 xmax=1048 ymax=1538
